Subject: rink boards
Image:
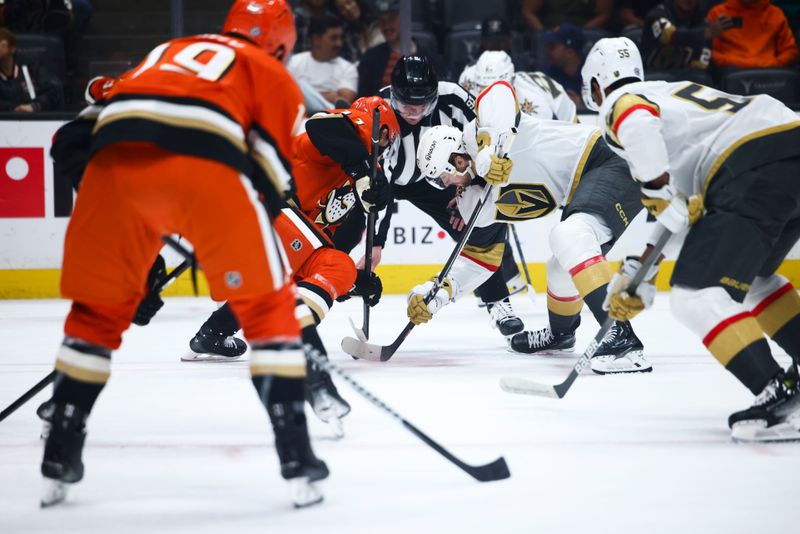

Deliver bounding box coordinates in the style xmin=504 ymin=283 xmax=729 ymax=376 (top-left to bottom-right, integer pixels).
xmin=1 ymin=117 xmax=799 ymax=298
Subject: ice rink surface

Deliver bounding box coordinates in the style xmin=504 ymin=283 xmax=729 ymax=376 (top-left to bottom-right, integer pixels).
xmin=1 ymin=294 xmax=797 ymax=534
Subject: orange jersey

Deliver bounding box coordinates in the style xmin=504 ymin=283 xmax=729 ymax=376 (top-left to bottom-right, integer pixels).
xmin=291 ymin=108 xmax=375 ymax=234
xmin=94 ymin=33 xmax=305 ymax=198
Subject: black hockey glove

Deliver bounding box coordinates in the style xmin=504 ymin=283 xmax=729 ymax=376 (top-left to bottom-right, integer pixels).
xmin=346 ymin=160 xmax=392 ymax=213
xmin=132 ymin=254 xmax=166 ymax=326
xmin=337 ymin=269 xmax=383 ymax=307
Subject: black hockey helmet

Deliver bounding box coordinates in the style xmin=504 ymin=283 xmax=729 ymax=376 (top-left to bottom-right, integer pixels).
xmin=390 ymin=55 xmax=438 ymax=106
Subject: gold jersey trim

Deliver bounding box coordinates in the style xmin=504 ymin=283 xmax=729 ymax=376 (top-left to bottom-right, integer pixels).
xmin=565 ymin=130 xmax=602 ymax=206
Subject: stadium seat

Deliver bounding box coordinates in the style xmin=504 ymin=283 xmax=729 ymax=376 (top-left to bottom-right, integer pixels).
xmin=441 ymin=0 xmax=507 ymax=30
xmin=721 ymin=68 xmax=799 ymax=106
xmin=581 ymin=28 xmax=613 ymax=55
xmin=445 ymin=29 xmax=531 ymax=80
xmin=412 ymin=30 xmax=438 ymax=56
xmin=15 ymin=33 xmax=66 ymax=80
xmin=622 ymin=27 xmax=643 ymax=49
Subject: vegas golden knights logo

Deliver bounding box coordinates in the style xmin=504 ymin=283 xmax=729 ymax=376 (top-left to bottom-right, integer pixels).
xmin=494 ymin=183 xmax=556 ymax=221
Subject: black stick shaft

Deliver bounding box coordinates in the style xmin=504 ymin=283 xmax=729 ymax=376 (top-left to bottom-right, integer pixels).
xmin=361 ymin=106 xmax=381 ymax=339
xmin=509 ymin=224 xmax=534 ymax=289
xmin=307 ymin=349 xmax=509 ymax=481
xmin=0 ymin=247 xmax=191 ymax=424
xmin=0 ymin=370 xmax=55 ymax=422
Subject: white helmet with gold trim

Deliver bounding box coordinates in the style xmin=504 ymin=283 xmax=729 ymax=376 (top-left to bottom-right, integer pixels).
xmin=581 ymin=37 xmax=643 ymax=112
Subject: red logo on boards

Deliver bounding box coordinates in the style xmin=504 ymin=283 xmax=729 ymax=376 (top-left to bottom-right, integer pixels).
xmin=0 ymin=147 xmax=45 ymax=218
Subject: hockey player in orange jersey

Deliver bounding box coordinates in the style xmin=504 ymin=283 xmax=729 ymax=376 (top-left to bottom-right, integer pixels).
xmin=185 ymin=97 xmax=400 ymax=435
xmin=36 ymin=0 xmax=393 ymax=509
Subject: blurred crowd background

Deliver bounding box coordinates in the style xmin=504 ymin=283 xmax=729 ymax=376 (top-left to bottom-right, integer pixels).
xmin=1 ymin=0 xmax=800 ymax=114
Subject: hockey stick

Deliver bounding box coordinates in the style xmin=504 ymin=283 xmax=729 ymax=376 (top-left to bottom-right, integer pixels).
xmin=0 ymin=242 xmax=192 ymax=423
xmin=500 ymin=228 xmax=673 ymax=398
xmin=306 ymin=348 xmax=510 ymax=482
xmin=341 ymin=131 xmax=517 ymax=362
xmin=508 ymin=223 xmax=536 ymax=303
xmin=353 ymin=106 xmax=383 ymax=341
xmin=341 ymin=184 xmax=496 ymax=361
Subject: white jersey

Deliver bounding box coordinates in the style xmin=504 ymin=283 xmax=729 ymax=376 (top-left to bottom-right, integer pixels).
xmin=458 ymin=68 xmax=576 ymax=122
xmin=598 ymin=80 xmax=800 ymax=197
xmin=458 ymin=81 xmax=602 ymax=228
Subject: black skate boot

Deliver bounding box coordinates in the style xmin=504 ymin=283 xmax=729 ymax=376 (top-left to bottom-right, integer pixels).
xmin=269 ymin=401 xmax=329 ymax=508
xmin=37 ymin=401 xmax=88 ymax=507
xmin=729 ymin=368 xmax=800 ymax=442
xmin=183 ymin=324 xmax=247 ymax=361
xmin=306 ymin=356 xmax=351 ymax=439
xmin=509 ymin=327 xmax=576 ymax=355
xmin=590 ymin=321 xmax=651 ymax=375
xmin=487 ymin=298 xmax=524 ymax=338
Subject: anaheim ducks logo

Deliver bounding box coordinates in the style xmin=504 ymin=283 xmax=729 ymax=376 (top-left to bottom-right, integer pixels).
xmin=494 ymin=183 xmax=556 ymax=221
xmin=315 ymin=181 xmax=357 ymax=228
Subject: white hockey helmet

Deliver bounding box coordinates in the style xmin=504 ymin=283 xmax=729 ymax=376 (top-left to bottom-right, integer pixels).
xmin=581 ymin=37 xmax=643 ymax=112
xmin=416 ymin=125 xmax=467 ymax=189
xmin=474 ymin=50 xmax=515 ymax=93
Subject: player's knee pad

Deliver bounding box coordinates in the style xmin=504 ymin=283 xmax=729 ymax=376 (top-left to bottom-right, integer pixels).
xmin=744 ymin=274 xmax=790 ymax=309
xmin=64 ymin=300 xmax=137 ymax=350
xmin=545 ymin=255 xmax=579 ymax=298
xmin=548 ymin=213 xmax=613 ymax=271
xmin=670 ymin=285 xmax=749 ymax=339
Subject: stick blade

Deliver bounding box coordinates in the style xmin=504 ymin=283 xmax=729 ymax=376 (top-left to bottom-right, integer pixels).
xmin=499 ymin=376 xmax=561 ymax=398
xmin=347 ymin=317 xmax=368 ymax=342
xmin=341 ymin=336 xmax=385 ymax=361
xmin=467 ymin=456 xmax=511 ymax=482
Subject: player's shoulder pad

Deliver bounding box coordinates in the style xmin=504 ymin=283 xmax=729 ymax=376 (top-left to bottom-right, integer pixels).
xmin=605 ymin=92 xmax=661 ymax=137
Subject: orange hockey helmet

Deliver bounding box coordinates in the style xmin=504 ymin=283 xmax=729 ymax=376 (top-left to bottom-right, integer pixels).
xmin=352 ymin=96 xmax=401 ymax=152
xmin=223 ymin=0 xmax=296 ymax=62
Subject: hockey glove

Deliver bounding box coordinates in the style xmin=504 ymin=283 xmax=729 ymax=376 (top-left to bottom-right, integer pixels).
xmin=475 ymin=146 xmax=513 ymax=186
xmin=406 ymin=278 xmax=455 ymax=325
xmin=640 ymin=182 xmax=703 ymax=234
xmin=338 ymin=269 xmax=383 ymax=307
xmin=132 ymin=254 xmax=166 ymax=326
xmin=602 ymin=257 xmax=659 ymax=322
xmin=346 ymin=160 xmax=392 ymax=213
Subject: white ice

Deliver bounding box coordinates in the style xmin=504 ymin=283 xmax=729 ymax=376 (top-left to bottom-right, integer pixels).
xmin=0 ymin=294 xmax=797 ymax=534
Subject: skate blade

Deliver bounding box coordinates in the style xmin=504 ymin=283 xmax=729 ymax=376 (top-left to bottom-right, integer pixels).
xmin=181 ymin=351 xmax=244 ymax=362
xmin=288 ymin=477 xmax=324 ymax=508
xmin=731 ymin=420 xmax=800 ymax=443
xmin=40 ymin=478 xmax=68 ymax=508
xmin=508 ymin=347 xmax=576 ymax=356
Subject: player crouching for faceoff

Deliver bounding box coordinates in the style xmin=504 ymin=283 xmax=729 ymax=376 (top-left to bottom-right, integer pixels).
xmin=37 ymin=0 xmax=335 ymax=509
xmin=409 ymin=80 xmax=652 ymax=374
xmin=585 ymin=37 xmax=800 ymax=441
xmin=183 ymin=96 xmax=399 ymax=437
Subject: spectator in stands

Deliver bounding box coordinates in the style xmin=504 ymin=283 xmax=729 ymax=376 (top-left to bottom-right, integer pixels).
xmin=288 ymin=15 xmax=358 ymax=107
xmin=520 ymin=0 xmax=613 ymax=32
xmin=641 ymin=0 xmax=720 ymax=74
xmin=540 ymin=24 xmax=585 ymax=107
xmin=331 ymin=0 xmax=384 ymax=63
xmin=294 ymin=0 xmax=332 ymax=53
xmin=619 ymin=0 xmax=662 ymax=29
xmin=0 ymin=27 xmax=63 ymax=111
xmin=357 ymin=0 xmax=434 ymax=96
xmin=0 ymin=0 xmax=72 ymax=33
xmin=707 ymin=0 xmax=798 ymax=69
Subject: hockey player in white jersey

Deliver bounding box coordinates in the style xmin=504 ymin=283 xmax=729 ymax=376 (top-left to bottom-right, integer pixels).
xmin=584 ymin=37 xmax=800 ymax=440
xmin=459 ymin=50 xmax=577 ymax=123
xmin=408 ymin=80 xmax=653 ymax=374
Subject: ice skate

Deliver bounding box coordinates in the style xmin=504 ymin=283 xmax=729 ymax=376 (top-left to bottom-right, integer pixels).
xmin=509 ymin=327 xmax=576 ymax=355
xmin=487 ymin=298 xmax=524 ymax=338
xmin=182 ymin=324 xmax=247 ymax=362
xmin=306 ymin=357 xmax=351 ymax=439
xmin=37 ymin=401 xmax=88 ymax=507
xmin=729 ymin=370 xmax=800 ymax=442
xmin=269 ymin=401 xmax=329 ymax=508
xmin=590 ymin=321 xmax=652 ymax=375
